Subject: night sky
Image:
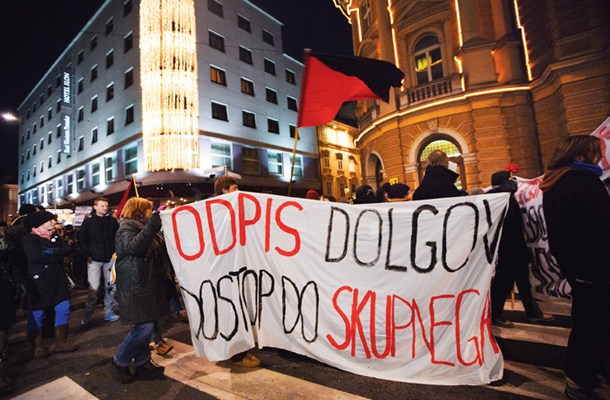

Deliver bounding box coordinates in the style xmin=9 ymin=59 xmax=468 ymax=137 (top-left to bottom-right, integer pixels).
xmin=0 ymin=0 xmax=353 ymax=176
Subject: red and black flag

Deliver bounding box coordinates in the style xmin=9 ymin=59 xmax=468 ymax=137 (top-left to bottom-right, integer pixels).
xmin=297 ymin=50 xmax=404 ymax=128
xmin=115 ymin=176 xmax=138 ymax=219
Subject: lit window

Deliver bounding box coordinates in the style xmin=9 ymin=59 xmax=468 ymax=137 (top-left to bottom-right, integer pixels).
xmin=209 ymin=31 xmax=225 ymax=52
xmin=242 ymin=111 xmax=256 ymax=128
xmin=290 ymin=155 xmax=303 ymax=177
xmin=56 ymin=178 xmax=63 ymax=198
xmin=414 ymin=35 xmax=443 ymax=85
xmin=211 ymin=142 xmax=232 ymax=168
xmin=240 ymin=78 xmax=254 ymax=96
xmin=91 ymin=163 xmax=100 ymax=186
xmin=77 ymin=169 xmax=86 ymax=191
xmin=211 ymin=102 xmax=228 ymax=121
xmin=268 ymin=151 xmax=283 ymax=175
xmin=336 ymin=153 xmax=344 ymax=170
xmin=124 ymin=146 xmax=138 ymax=175
xmin=106 ymin=154 xmax=118 ymax=181
xmin=67 ymin=174 xmax=74 ymax=194
xmin=237 ymin=15 xmax=251 ymax=32
xmin=323 ymin=154 xmax=330 ymax=168
xmin=210 ymin=66 xmax=226 ymax=85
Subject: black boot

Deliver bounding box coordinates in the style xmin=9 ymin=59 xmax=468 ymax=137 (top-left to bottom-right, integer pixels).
xmin=111 ymin=359 xmax=133 ymax=383
xmin=27 ymin=328 xmax=50 ymax=359
xmin=135 ymin=359 xmax=164 ymax=379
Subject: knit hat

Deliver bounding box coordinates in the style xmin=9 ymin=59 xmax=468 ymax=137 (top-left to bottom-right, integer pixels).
xmin=388 ymin=183 xmax=411 ymax=200
xmin=305 ymin=190 xmax=320 ymax=200
xmin=24 ymin=211 xmax=57 ymax=231
xmin=491 ymin=171 xmax=511 ymax=186
xmin=353 ymin=185 xmax=376 ymax=204
xmin=18 ymin=204 xmax=37 ymax=216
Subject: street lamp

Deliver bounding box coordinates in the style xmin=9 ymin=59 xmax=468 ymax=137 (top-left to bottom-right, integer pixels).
xmin=1 ymin=112 xmax=18 ymax=122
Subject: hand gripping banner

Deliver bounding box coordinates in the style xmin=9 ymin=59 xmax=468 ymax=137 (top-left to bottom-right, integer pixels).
xmin=161 ymin=192 xmax=509 ymax=385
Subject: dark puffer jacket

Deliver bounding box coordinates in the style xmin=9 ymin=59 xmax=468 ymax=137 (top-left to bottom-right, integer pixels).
xmin=115 ymin=213 xmax=170 ymax=324
xmin=412 ymin=165 xmax=462 ymax=201
xmin=79 ymin=211 xmax=119 ymax=262
xmin=22 ymin=233 xmax=72 ymax=310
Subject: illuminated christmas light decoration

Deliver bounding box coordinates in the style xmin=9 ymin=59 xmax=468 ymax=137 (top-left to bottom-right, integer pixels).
xmin=513 ymin=0 xmax=533 ymax=81
xmin=140 ymin=0 xmax=199 ymax=171
xmin=454 ymin=56 xmax=466 ymax=91
xmin=387 ymin=0 xmax=400 ymax=70
xmin=454 ymin=0 xmax=463 ymax=47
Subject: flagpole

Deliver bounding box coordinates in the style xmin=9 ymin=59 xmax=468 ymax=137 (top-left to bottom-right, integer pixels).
xmin=287 ymin=127 xmax=299 ymax=197
xmin=133 ymin=176 xmax=139 ymax=197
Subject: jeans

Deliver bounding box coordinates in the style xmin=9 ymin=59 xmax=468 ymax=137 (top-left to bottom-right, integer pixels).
xmin=27 ymin=300 xmax=71 ymax=330
xmin=114 ymin=322 xmax=155 ymax=367
xmin=85 ymin=260 xmax=116 ymax=315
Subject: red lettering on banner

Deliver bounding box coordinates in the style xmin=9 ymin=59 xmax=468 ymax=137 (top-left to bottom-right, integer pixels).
xmin=478 ymin=290 xmax=500 ymax=364
xmin=206 ymin=199 xmax=237 ymax=255
xmin=326 ymin=286 xmax=352 ymax=350
xmin=172 ymin=206 xmax=205 ymax=261
xmin=428 ymin=295 xmax=456 ymax=367
xmin=350 ymin=289 xmax=372 ymax=358
xmin=455 ymin=289 xmax=482 ymax=366
xmin=238 ymin=193 xmax=261 ymax=246
xmin=370 ymin=293 xmax=392 ymax=359
xmin=265 ymin=198 xmax=272 ymax=253
xmin=274 ymin=201 xmax=303 ymax=257
xmin=392 ymin=295 xmax=414 ymax=358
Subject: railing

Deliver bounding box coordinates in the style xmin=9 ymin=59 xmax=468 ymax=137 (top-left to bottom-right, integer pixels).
xmin=358 ymin=104 xmax=379 ymax=131
xmin=398 ymin=74 xmax=463 ymax=109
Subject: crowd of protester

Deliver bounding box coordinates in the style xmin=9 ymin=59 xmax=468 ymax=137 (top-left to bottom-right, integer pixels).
xmin=0 ymin=141 xmax=608 ymax=399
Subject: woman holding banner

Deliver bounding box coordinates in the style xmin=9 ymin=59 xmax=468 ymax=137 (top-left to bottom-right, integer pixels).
xmin=541 ymin=135 xmax=610 ymax=400
xmin=111 ymin=198 xmax=170 ymax=382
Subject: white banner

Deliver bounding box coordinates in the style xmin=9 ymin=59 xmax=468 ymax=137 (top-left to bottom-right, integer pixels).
xmin=591 ymin=116 xmax=610 ymax=181
xmin=161 ymin=192 xmax=509 ymax=385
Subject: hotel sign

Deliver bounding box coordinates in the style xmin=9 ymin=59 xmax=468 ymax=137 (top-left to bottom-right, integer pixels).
xmin=61 ymin=69 xmax=72 ymax=154
xmin=61 ymin=113 xmax=71 ymax=154
xmin=61 ymin=70 xmax=72 ymax=107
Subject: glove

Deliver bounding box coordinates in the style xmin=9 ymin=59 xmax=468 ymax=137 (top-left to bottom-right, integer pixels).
xmin=42 ymin=248 xmax=54 ymax=255
xmin=148 ymin=211 xmax=162 ymax=232
xmin=15 ymin=284 xmax=27 ymax=299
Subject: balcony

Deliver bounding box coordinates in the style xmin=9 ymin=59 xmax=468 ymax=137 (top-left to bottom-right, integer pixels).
xmin=358 ymin=104 xmax=379 ymax=131
xmin=398 ymin=74 xmax=463 ymax=109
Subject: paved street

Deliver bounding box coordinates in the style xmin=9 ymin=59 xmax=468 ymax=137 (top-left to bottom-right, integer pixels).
xmin=4 ymin=288 xmax=609 ymax=400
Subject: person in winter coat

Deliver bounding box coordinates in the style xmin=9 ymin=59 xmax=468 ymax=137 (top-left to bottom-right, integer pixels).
xmin=22 ymin=211 xmax=78 ymax=359
xmin=79 ymin=197 xmax=120 ymax=325
xmin=541 ymin=135 xmax=610 ymax=400
xmin=111 ymin=198 xmax=170 ymax=382
xmin=488 ymin=171 xmax=554 ymax=328
xmin=412 ymin=150 xmax=461 ymax=201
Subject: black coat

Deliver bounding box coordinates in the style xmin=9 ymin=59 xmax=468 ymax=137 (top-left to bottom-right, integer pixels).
xmin=543 ymin=170 xmax=610 ymax=285
xmin=79 ymin=212 xmax=119 ymax=262
xmin=22 ymin=233 xmax=72 ymax=310
xmin=115 ymin=216 xmax=170 ymax=324
xmin=412 ymin=166 xmax=462 ymax=201
xmin=1 ymin=232 xmax=20 ymax=329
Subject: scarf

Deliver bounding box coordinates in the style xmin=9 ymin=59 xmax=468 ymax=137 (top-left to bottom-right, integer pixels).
xmin=540 ymin=162 xmax=603 ymax=192
xmin=567 ymin=161 xmax=603 ymax=177
xmin=31 ymin=227 xmax=53 ymax=241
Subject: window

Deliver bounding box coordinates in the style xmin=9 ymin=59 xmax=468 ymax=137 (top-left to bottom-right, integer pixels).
xmin=91 ymin=127 xmax=98 ymax=144
xmin=21 ymin=174 xmax=24 ymax=184
xmin=107 ymin=117 xmax=115 ymax=135
xmin=33 ymin=165 xmax=36 ymax=177
xmin=211 ymin=102 xmax=228 ymax=121
xmin=268 ymin=152 xmax=283 ymax=175
xmin=91 ymin=163 xmax=101 ymax=186
xmin=267 ymin=118 xmax=279 ymax=134
xmin=106 ymin=154 xmax=118 ymax=181
xmin=48 ymin=131 xmax=52 ymax=144
xmin=40 ymin=94 xmax=44 ymax=105
xmin=105 ymin=18 xmax=114 ymax=35
xmin=290 ymin=125 xmax=298 ymax=139
xmin=21 ymin=135 xmax=24 ymax=145
xmin=48 ymin=156 xmax=53 ymax=169
xmin=90 ymin=35 xmax=98 ymax=51
xmin=125 ymin=105 xmax=134 ymax=125
xmin=239 ymin=46 xmax=253 ymax=65
xmin=262 ymin=30 xmax=274 ymax=46
xmin=336 ymin=153 xmax=344 ymax=170
xmin=106 ymin=50 xmax=114 ymax=69
xmin=211 ymin=142 xmax=232 ymax=168
xmin=47 ymin=85 xmax=53 ymax=96
xmin=209 ymin=31 xmax=225 ymax=52
xmin=33 ymin=123 xmax=37 ymax=134
xmin=237 ymin=15 xmax=251 ymax=32
xmin=91 ymin=65 xmax=98 ymax=82
xmin=414 ymin=35 xmax=443 ymax=85
xmin=40 ymin=116 xmax=44 ymax=127
xmin=264 ymin=59 xmax=276 ymax=75
xmin=40 ymin=161 xmax=44 ymax=173
xmin=91 ymin=96 xmax=98 ymax=113
xmin=56 ymin=178 xmax=63 ymax=198
xmin=48 ymin=108 xmax=52 ymax=120
xmin=56 ymin=100 xmax=61 ymax=112
xmin=56 ymin=124 xmax=61 ymax=138
xmin=242 ymin=147 xmax=259 ymax=174
xmin=27 ymin=130 xmax=30 ymax=140
xmin=210 ymin=66 xmax=226 ymax=86
xmin=290 ymin=155 xmax=303 ymax=177
xmin=123 ymin=0 xmax=133 ymax=17
xmin=56 ymin=74 xmax=61 ymax=88
xmin=20 ymin=154 xmax=24 ymax=164
xmin=241 ymin=78 xmax=254 ymax=96
xmin=77 ymin=169 xmax=85 ymax=191
xmin=40 ymin=138 xmax=44 ymax=150
xmin=323 ymin=154 xmax=330 ymax=168
xmin=242 ymin=111 xmax=256 ymax=128
xmin=287 ymin=96 xmax=298 ymax=111
xmin=77 ymin=50 xmax=84 ymax=65
xmin=286 ymin=69 xmax=296 ymax=85
xmin=106 ymin=83 xmax=114 ymax=101
xmin=67 ymin=174 xmax=74 ymax=195
xmin=57 ymin=150 xmax=61 ymax=164
xmin=208 ymin=0 xmax=223 ymax=17
xmin=124 ymin=68 xmax=134 ymax=88
xmin=349 ymin=158 xmax=356 ymax=172
xmin=124 ymin=32 xmax=133 ymax=53
xmin=78 ymin=136 xmax=84 ymax=151
xmin=266 ymin=88 xmax=277 ymax=104
xmin=124 ymin=146 xmax=138 ymax=175
xmin=77 ymin=78 xmax=84 ymax=94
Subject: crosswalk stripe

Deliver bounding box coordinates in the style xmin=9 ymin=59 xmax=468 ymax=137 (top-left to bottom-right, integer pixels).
xmin=11 ymin=376 xmax=98 ymax=400
xmin=154 ymin=339 xmax=370 ymax=400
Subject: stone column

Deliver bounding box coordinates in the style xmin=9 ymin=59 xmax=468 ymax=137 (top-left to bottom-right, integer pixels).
xmin=374 ymin=0 xmax=395 ymax=64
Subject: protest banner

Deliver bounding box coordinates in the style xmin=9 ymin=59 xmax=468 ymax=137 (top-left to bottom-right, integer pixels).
xmin=591 ymin=116 xmax=610 ymax=181
xmin=161 ymin=191 xmax=509 ymax=385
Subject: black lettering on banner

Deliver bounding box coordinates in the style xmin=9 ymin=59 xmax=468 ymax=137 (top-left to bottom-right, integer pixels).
xmin=241 ymin=269 xmax=258 ymax=325
xmin=325 ymin=207 xmax=350 ymax=263
xmin=442 ymin=202 xmax=479 ymax=272
xmin=258 ymin=270 xmax=275 ymax=329
xmin=181 ymin=280 xmax=219 ymax=340
xmin=385 ymin=208 xmax=407 ymax=272
xmin=410 ymin=204 xmax=439 ymax=273
xmin=281 ymin=276 xmax=319 ymax=343
xmin=229 ymin=267 xmax=249 ymax=332
xmin=483 ymin=199 xmax=506 ymax=264
xmin=353 ymin=209 xmax=383 ymax=267
xmin=217 ymin=275 xmax=239 ymax=341
xmin=523 ymin=204 xmax=548 ymax=243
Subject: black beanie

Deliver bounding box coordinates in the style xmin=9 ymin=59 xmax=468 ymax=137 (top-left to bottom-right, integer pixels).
xmin=388 ymin=183 xmax=411 ymax=199
xmin=354 ymin=185 xmax=376 ymax=204
xmin=24 ymin=211 xmax=56 ymax=231
xmin=491 ymin=171 xmax=511 ymax=187
xmin=18 ymin=204 xmax=37 ymax=216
